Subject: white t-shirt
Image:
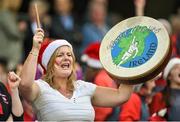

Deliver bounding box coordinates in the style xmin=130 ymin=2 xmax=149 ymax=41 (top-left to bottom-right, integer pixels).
xmin=33 ymin=79 xmax=97 ymax=121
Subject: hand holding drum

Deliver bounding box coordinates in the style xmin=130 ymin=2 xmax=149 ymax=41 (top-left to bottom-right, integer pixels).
xmin=100 ymin=16 xmax=171 ymax=84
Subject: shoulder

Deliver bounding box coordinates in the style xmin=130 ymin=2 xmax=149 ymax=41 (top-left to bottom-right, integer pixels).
xmin=34 ymin=79 xmax=51 ymax=92
xmin=75 ymin=80 xmax=96 ymax=89
xmin=94 ymin=70 xmax=115 ymax=87
xmin=131 ymin=93 xmax=141 ymax=100
xmin=75 ymin=80 xmax=97 ymax=96
xmin=127 ymin=93 xmax=141 ymax=104
xmin=121 ymin=93 xmax=141 ymax=109
xmin=76 ymin=79 xmax=96 ymax=86
xmin=34 ymin=79 xmax=49 ymax=86
xmin=82 ymin=23 xmax=94 ymax=31
xmin=0 ymin=10 xmax=12 ymax=21
xmin=153 ymin=92 xmax=163 ymax=100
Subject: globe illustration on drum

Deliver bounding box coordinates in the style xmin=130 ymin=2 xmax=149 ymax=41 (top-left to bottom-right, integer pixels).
xmin=111 ymin=25 xmax=158 ymax=68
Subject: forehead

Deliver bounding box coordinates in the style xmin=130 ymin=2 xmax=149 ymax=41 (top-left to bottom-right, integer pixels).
xmin=56 ymin=46 xmax=72 ymax=53
xmin=171 ymin=64 xmax=180 ymax=70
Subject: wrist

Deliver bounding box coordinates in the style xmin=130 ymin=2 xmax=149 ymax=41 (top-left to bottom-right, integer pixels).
xmin=30 ymin=48 xmax=39 ymax=56
xmin=10 ymin=88 xmax=19 ymax=94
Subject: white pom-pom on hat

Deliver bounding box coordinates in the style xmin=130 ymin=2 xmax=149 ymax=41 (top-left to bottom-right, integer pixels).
xmin=81 ymin=42 xmax=102 ymax=68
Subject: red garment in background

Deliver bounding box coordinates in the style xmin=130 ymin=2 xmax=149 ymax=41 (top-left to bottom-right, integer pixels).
xmin=171 ymin=34 xmax=177 ymax=57
xmin=155 ymin=78 xmax=166 ymax=88
xmin=119 ymin=93 xmax=141 ymax=121
xmin=149 ymin=115 xmax=167 ymax=122
xmin=149 ymin=92 xmax=167 ymax=121
xmin=149 ymin=92 xmax=166 ymax=115
xmin=0 ymin=103 xmax=3 ymax=114
xmin=24 ymin=111 xmax=34 ymax=121
xmin=93 ymin=69 xmax=117 ymax=121
xmin=171 ymin=33 xmax=180 ymax=58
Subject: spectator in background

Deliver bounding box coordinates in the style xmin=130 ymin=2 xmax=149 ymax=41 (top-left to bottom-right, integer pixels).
xmin=81 ymin=42 xmax=119 ymax=121
xmin=119 ymin=77 xmax=158 ymax=121
xmin=49 ymin=0 xmax=82 ymax=62
xmin=23 ymin=0 xmax=50 ymax=61
xmin=171 ymin=12 xmax=180 ymax=57
xmin=154 ymin=19 xmax=172 ymax=92
xmin=14 ymin=61 xmax=37 ymax=121
xmin=158 ymin=19 xmax=172 ymax=36
xmin=0 ymin=58 xmax=8 ymax=86
xmin=21 ymin=99 xmax=36 ymax=121
xmin=0 ymin=72 xmax=23 ymax=121
xmin=81 ymin=0 xmax=109 ymax=54
xmin=149 ymin=58 xmax=180 ymax=121
xmin=0 ymin=0 xmax=24 ymax=70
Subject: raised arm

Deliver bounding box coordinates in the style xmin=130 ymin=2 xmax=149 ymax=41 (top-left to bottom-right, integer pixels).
xmin=19 ymin=28 xmax=44 ymax=102
xmin=7 ymin=72 xmax=23 ymax=120
xmin=92 ymin=83 xmax=134 ymax=107
xmin=134 ymin=0 xmax=146 ymax=16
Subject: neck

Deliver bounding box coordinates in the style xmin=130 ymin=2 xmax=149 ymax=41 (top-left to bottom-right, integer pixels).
xmin=59 ymin=12 xmax=70 ymax=16
xmin=94 ymin=21 xmax=105 ymax=28
xmin=53 ymin=76 xmax=68 ymax=90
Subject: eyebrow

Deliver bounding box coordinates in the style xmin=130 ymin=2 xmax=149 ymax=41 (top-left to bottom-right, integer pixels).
xmin=57 ymin=52 xmax=72 ymax=55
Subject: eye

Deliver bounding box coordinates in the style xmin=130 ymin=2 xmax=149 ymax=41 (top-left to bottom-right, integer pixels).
xmin=67 ymin=53 xmax=72 ymax=57
xmin=57 ymin=54 xmax=63 ymax=57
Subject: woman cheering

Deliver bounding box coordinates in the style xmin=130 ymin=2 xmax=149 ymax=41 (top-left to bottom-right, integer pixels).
xmin=19 ymin=28 xmax=133 ymax=121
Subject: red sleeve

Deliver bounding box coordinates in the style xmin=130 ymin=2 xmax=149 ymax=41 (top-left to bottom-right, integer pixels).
xmin=119 ymin=93 xmax=141 ymax=121
xmin=94 ymin=106 xmax=113 ymax=121
xmin=93 ymin=70 xmax=115 ymax=120
xmin=94 ymin=70 xmax=115 ymax=88
xmin=149 ymin=92 xmax=166 ymax=115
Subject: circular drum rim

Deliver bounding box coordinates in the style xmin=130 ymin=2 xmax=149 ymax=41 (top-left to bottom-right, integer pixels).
xmin=100 ymin=16 xmax=171 ymax=84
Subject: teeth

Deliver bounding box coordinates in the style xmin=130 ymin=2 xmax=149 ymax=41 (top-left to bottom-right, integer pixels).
xmin=61 ymin=63 xmax=69 ymax=68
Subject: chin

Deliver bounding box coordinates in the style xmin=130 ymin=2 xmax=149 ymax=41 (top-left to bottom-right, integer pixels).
xmin=62 ymin=71 xmax=72 ymax=77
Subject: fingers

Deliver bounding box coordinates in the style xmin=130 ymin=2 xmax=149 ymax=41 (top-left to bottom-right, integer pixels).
xmin=8 ymin=71 xmax=21 ymax=82
xmin=34 ymin=28 xmax=44 ymax=44
xmin=36 ymin=28 xmax=44 ymax=34
xmin=35 ymin=29 xmax=44 ymax=38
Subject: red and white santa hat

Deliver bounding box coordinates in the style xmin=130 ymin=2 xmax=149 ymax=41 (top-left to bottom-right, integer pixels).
xmin=163 ymin=57 xmax=180 ymax=80
xmin=81 ymin=42 xmax=102 ymax=68
xmin=38 ymin=38 xmax=72 ymax=72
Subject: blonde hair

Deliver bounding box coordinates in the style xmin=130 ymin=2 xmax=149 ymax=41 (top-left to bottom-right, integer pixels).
xmin=42 ymin=46 xmax=77 ymax=92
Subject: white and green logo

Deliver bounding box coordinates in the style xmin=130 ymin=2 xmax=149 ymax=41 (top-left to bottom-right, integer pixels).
xmin=111 ymin=25 xmax=158 ymax=68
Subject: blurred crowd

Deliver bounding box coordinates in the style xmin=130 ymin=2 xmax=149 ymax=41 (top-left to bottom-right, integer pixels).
xmin=1 ymin=0 xmax=180 ymax=121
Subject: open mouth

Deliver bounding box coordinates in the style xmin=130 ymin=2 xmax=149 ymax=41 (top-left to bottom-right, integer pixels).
xmin=61 ymin=63 xmax=70 ymax=69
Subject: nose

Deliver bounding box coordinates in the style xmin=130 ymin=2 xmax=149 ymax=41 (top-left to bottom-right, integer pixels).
xmin=64 ymin=54 xmax=70 ymax=60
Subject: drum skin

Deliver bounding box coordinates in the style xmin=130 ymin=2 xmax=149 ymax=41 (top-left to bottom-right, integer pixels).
xmin=100 ymin=16 xmax=172 ymax=84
